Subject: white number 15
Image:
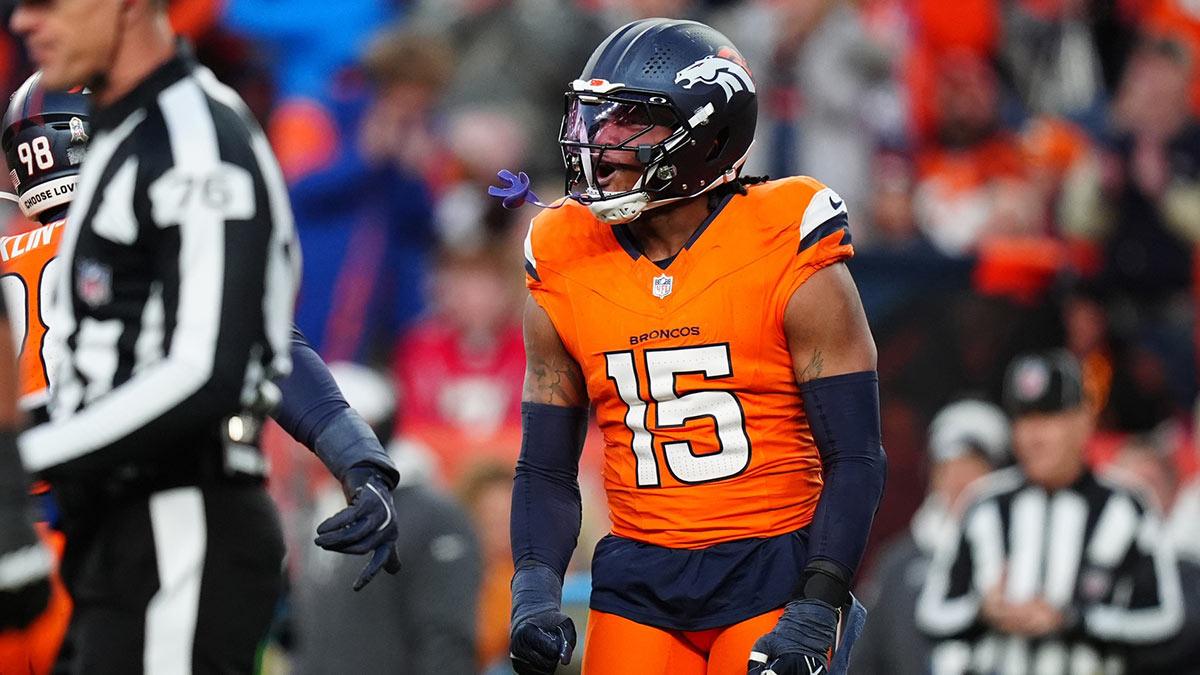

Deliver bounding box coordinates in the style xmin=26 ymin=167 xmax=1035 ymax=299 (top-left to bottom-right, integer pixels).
xmin=605 ymin=343 xmax=751 ymax=487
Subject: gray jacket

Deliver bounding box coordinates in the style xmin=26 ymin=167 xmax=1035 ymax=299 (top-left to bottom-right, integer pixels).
xmin=293 ymin=484 xmax=482 ymax=674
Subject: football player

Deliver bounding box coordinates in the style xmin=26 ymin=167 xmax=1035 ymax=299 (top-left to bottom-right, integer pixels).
xmin=507 ymin=18 xmax=886 ymax=675
xmin=0 ymin=72 xmax=84 ymax=675
xmin=0 ymin=72 xmax=401 ymax=673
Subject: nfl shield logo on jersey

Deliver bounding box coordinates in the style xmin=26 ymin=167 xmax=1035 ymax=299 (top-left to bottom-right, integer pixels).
xmin=77 ymin=258 xmax=113 ymax=307
xmin=652 ymin=274 xmax=673 ymax=299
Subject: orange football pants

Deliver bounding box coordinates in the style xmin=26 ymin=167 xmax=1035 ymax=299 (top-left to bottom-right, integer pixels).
xmin=582 ymin=608 xmax=784 ymax=675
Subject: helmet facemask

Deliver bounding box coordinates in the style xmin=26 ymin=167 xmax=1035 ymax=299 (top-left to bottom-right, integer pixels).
xmin=560 ymin=89 xmax=694 ymax=224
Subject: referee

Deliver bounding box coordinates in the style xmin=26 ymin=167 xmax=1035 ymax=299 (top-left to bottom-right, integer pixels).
xmin=916 ymin=350 xmax=1184 ymax=675
xmin=9 ymin=0 xmax=304 ymax=671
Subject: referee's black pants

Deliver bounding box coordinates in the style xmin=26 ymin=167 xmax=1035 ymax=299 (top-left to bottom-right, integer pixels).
xmin=53 ymin=481 xmax=285 ymax=674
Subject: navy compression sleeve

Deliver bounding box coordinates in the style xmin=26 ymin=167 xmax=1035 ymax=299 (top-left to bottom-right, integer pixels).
xmin=273 ymin=326 xmax=398 ymax=486
xmin=799 ymin=371 xmax=887 ymax=598
xmin=511 ymin=402 xmax=587 ymax=578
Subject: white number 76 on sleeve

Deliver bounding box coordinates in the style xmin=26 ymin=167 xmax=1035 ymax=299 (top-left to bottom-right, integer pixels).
xmin=605 ymin=343 xmax=751 ymax=488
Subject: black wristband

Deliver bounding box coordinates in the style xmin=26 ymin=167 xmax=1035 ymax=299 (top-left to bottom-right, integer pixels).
xmin=795 ymin=560 xmax=851 ymax=607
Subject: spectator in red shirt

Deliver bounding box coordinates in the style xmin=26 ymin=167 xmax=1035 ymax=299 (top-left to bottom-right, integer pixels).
xmin=392 ymin=247 xmax=524 ymax=436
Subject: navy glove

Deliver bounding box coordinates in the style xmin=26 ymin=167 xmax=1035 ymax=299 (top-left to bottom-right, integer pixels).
xmin=1 ymin=429 xmax=52 ymax=629
xmin=510 ymin=562 xmax=576 ymax=675
xmin=0 ymin=515 xmax=52 ymax=630
xmin=748 ymin=599 xmax=839 ymax=675
xmin=314 ymin=466 xmax=402 ymax=591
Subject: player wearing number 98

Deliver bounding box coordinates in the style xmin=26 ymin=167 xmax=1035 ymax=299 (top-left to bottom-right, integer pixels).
xmin=0 ymin=71 xmax=83 ymax=675
xmin=0 ymin=72 xmax=81 ymax=416
xmin=509 ymin=18 xmax=886 ymax=675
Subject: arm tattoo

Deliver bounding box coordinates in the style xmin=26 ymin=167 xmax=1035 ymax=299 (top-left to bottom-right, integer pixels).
xmin=797 ymin=348 xmax=825 ymax=382
xmin=523 ymin=352 xmax=587 ymax=407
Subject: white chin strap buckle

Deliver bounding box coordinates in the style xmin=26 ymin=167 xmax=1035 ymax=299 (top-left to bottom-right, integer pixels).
xmin=588 ymin=191 xmax=650 ymax=224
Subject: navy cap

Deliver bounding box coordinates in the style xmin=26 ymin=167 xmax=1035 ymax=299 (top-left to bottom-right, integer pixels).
xmin=1002 ymin=350 xmax=1085 ymax=416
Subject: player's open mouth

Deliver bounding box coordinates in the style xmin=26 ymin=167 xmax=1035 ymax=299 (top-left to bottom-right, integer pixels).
xmin=596 ymin=161 xmax=617 ymax=185
xmin=595 ymin=160 xmax=639 ymax=188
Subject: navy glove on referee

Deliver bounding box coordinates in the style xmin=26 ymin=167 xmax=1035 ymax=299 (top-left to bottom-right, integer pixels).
xmin=314 ymin=465 xmax=401 ymax=591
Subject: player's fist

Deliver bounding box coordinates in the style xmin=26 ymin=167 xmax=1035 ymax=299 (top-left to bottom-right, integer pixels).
xmin=510 ymin=610 xmax=576 ymax=675
xmin=0 ymin=574 xmax=51 ymax=630
xmin=0 ymin=537 xmax=53 ymax=630
xmin=748 ymin=649 xmax=825 ymax=675
xmin=747 ymin=598 xmax=838 ymax=675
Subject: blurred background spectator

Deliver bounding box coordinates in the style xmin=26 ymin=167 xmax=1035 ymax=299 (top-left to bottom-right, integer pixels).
xmin=281 ymin=27 xmax=444 ymax=362
xmin=1062 ymin=35 xmax=1200 ymax=412
xmin=855 ymin=398 xmax=1011 ymax=675
xmin=406 ymin=0 xmax=603 ymax=176
xmin=458 ymin=461 xmax=517 ymax=673
xmin=917 ymin=351 xmax=1185 ymax=675
xmin=2 ymin=0 xmax=1200 ymax=672
xmin=912 ymin=51 xmax=1041 ymax=256
xmin=392 ymin=246 xmax=524 ymax=437
xmin=289 ymin=363 xmax=480 ymax=674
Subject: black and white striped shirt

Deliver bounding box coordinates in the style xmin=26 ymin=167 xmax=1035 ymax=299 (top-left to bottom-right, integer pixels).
xmin=916 ymin=467 xmax=1184 ymax=675
xmin=18 ymin=44 xmax=299 ymax=476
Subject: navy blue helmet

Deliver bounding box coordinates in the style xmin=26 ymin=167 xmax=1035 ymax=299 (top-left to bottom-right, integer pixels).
xmin=2 ymin=72 xmax=90 ymax=221
xmin=560 ymin=18 xmax=758 ymax=223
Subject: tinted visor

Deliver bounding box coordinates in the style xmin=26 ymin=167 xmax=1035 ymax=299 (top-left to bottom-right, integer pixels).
xmin=559 ymin=92 xmax=682 ymax=200
xmin=561 ymin=96 xmax=676 ymax=147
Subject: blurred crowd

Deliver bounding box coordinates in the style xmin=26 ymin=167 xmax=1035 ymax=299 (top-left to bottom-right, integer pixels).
xmin=3 ymin=0 xmax=1200 ymax=672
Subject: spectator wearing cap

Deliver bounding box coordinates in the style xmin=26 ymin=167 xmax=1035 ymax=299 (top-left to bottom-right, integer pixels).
xmin=916 ymin=350 xmax=1184 ymax=675
xmin=855 ymin=398 xmax=1010 ymax=675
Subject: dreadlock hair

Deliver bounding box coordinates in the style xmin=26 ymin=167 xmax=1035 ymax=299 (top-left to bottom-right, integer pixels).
xmin=707 ymin=174 xmax=770 ymax=211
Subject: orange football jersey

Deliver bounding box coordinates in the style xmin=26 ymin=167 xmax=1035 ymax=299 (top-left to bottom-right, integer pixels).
xmin=525 ymin=176 xmax=853 ymax=549
xmin=0 ymin=218 xmax=66 ymax=410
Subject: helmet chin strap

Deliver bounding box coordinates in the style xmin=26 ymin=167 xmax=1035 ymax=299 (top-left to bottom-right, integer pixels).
xmin=585 ymin=152 xmax=750 ymax=225
xmin=587 ymin=190 xmax=651 ymax=224
xmin=583 ymin=135 xmax=755 ymax=225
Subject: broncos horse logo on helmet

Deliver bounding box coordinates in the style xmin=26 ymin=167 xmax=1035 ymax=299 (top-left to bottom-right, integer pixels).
xmin=559 ymin=18 xmax=757 ymax=224
xmin=674 ymin=56 xmax=756 ymax=102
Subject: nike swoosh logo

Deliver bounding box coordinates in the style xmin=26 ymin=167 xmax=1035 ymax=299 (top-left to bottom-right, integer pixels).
xmin=828 ymin=196 xmax=843 ymax=210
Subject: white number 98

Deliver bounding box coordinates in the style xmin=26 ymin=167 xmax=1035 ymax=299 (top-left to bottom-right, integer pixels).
xmin=16 ymin=136 xmax=55 ymax=174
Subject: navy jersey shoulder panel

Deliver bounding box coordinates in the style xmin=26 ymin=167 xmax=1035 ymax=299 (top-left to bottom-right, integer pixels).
xmin=798 ymin=211 xmax=850 ymax=254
